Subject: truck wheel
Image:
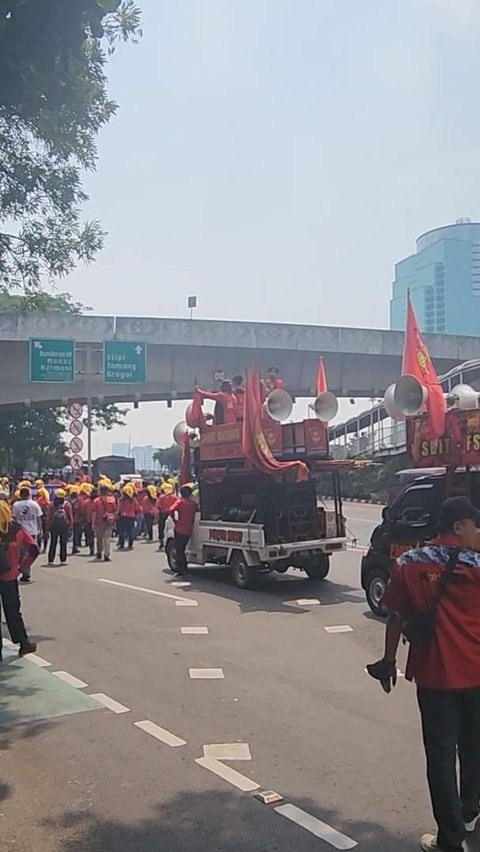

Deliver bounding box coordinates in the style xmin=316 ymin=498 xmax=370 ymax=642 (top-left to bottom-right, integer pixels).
xmin=366 ymin=569 xmax=389 ymax=616
xmin=305 ymin=556 xmax=330 ymax=581
xmin=165 ymin=539 xmax=177 ymax=573
xmin=230 ymin=554 xmax=256 ymax=589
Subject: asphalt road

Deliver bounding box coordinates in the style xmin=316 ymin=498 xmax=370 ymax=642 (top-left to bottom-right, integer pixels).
xmin=2 ymin=522 xmax=477 ymax=852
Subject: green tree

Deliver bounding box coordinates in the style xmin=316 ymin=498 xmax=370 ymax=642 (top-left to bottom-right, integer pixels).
xmin=0 ymin=0 xmax=141 ymax=291
xmin=0 ymin=406 xmax=68 ymax=474
xmin=153 ymin=445 xmax=181 ymax=472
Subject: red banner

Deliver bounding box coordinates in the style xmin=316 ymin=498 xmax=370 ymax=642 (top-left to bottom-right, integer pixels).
xmin=408 ymin=409 xmax=480 ymax=467
xmin=402 ymin=293 xmax=446 ymax=439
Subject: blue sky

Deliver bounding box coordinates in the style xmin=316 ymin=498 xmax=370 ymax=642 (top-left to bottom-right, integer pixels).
xmin=66 ymin=0 xmax=480 ymax=450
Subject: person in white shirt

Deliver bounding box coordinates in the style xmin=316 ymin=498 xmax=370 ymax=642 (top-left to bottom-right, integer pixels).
xmin=12 ymin=487 xmax=43 ymax=582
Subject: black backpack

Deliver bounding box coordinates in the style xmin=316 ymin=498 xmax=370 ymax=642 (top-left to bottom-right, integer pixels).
xmin=51 ymin=506 xmax=68 ymax=530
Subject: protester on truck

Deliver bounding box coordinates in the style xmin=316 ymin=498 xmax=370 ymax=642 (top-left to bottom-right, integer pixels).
xmin=11 ymin=486 xmax=42 ymax=582
xmin=197 ymin=381 xmax=237 ymax=426
xmin=231 ymin=375 xmax=245 ymax=422
xmin=0 ymin=499 xmax=38 ymax=661
xmin=92 ymin=484 xmax=116 ymax=562
xmin=47 ymin=490 xmax=73 ymax=566
xmin=263 ymin=366 xmax=285 ymax=393
xmin=117 ymin=485 xmax=139 ymax=551
xmin=142 ymin=485 xmax=157 ymax=542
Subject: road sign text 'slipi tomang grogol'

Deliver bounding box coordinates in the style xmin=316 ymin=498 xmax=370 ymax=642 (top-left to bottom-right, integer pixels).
xmin=103 ymin=341 xmax=146 ymax=383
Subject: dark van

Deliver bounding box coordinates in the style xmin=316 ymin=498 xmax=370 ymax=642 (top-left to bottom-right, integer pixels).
xmin=361 ymin=467 xmax=480 ymax=615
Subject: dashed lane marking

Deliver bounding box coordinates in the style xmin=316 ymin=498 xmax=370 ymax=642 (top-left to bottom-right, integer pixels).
xmin=171 ymin=581 xmax=192 ymax=588
xmin=134 ymin=720 xmax=186 ymax=747
xmin=28 ymin=653 xmax=52 ymax=668
xmin=275 ymin=804 xmax=357 ymax=849
xmin=52 ymin=671 xmax=87 ymax=689
xmin=195 ymin=757 xmax=260 ymax=792
xmin=324 ymin=625 xmax=354 ymax=634
xmin=181 ymin=626 xmax=209 ymax=634
xmin=189 ymin=668 xmax=225 ymax=679
xmin=98 ymin=578 xmax=196 ymax=605
xmin=203 ymin=743 xmax=252 ymax=761
xmin=296 ymin=598 xmax=321 ymax=606
xmin=90 ymin=693 xmax=130 ymax=714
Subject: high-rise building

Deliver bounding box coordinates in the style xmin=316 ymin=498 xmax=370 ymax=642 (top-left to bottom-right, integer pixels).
xmin=390 ymin=219 xmax=480 ymax=335
xmin=111 ymin=443 xmax=130 ymax=457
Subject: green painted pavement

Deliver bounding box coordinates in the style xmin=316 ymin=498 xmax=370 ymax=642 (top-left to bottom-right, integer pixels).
xmin=0 ymin=648 xmax=101 ymax=728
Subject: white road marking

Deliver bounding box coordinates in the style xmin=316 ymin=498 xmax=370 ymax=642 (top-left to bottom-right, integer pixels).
xmin=181 ymin=626 xmax=209 ymax=635
xmin=296 ymin=598 xmax=321 ymax=606
xmin=90 ymin=693 xmax=130 ymax=714
xmin=275 ymin=804 xmax=357 ymax=849
xmin=346 ymin=516 xmax=377 ymax=524
xmin=98 ymin=578 xmax=195 ymax=605
xmin=28 ymin=654 xmax=52 ymax=668
xmin=203 ymin=743 xmax=252 ymax=761
xmin=134 ymin=720 xmax=186 ymax=747
xmin=52 ymin=671 xmax=87 ymax=688
xmin=195 ymin=758 xmax=260 ymax=792
xmin=2 ymin=639 xmax=14 ymax=648
xmin=189 ymin=668 xmax=225 ymax=679
xmin=171 ymin=581 xmax=191 ymax=588
xmin=324 ymin=625 xmax=354 ymax=634
xmin=175 ymin=599 xmax=198 ymax=607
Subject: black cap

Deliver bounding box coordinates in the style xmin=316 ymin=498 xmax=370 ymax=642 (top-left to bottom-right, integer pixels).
xmin=437 ymin=496 xmax=480 ymax=532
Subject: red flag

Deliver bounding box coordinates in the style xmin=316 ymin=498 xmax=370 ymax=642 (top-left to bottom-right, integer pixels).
xmin=179 ymin=433 xmax=192 ymax=486
xmin=402 ymin=292 xmax=446 ymax=439
xmin=242 ymin=368 xmax=308 ymax=481
xmin=316 ymin=357 xmax=327 ymax=396
xmin=188 ymin=390 xmax=207 ymax=429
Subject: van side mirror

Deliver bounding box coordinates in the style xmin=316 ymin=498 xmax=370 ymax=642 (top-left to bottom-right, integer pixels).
xmin=382 ymin=506 xmax=391 ymax=522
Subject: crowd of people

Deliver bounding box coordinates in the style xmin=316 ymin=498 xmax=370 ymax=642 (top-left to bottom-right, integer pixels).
xmin=0 ymin=471 xmax=197 ymax=662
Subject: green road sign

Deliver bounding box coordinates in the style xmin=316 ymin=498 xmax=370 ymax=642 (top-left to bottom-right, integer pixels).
xmin=29 ymin=338 xmax=75 ymax=383
xmin=103 ymin=340 xmax=146 ymax=383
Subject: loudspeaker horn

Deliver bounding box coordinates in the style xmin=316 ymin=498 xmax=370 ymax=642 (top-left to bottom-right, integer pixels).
xmin=450 ymin=383 xmax=480 ymax=411
xmin=185 ymin=403 xmax=195 ymax=428
xmin=265 ymin=388 xmax=294 ymax=422
xmin=383 ymin=383 xmax=405 ymax=421
xmin=173 ymin=421 xmax=188 ymax=446
xmin=393 ymin=375 xmax=428 ymax=417
xmin=311 ymin=391 xmax=339 ymax=422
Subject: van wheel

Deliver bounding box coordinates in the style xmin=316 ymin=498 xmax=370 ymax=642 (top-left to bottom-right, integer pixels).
xmin=230 ymin=554 xmax=256 ymax=589
xmin=305 ymin=556 xmax=330 ymax=581
xmin=166 ymin=539 xmax=177 ymax=573
xmin=366 ymin=569 xmax=389 ymax=616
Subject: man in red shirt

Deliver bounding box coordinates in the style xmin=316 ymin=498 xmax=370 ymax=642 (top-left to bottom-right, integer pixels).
xmin=157 ymin=485 xmax=177 ymax=550
xmin=0 ymin=500 xmax=38 ymax=660
xmin=92 ymin=485 xmax=117 ymax=562
xmin=367 ymin=497 xmax=480 ymax=852
xmin=197 ymin=382 xmax=237 ymax=426
xmin=170 ymin=485 xmax=196 ymax=575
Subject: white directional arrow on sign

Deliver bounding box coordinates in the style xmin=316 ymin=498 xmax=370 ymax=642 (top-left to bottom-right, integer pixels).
xmin=33 ymin=340 xmax=42 ymax=349
xmin=134 ymin=345 xmax=143 ymax=355
xmin=195 ymin=743 xmax=259 ymax=792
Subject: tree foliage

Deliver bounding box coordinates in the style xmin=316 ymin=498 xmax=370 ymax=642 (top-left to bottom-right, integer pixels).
xmin=0 ymin=406 xmax=68 ymax=474
xmin=0 ymin=0 xmax=141 ymax=290
xmin=153 ymin=445 xmax=181 ymax=472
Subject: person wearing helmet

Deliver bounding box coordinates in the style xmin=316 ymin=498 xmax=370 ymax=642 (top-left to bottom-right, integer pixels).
xmin=117 ymin=485 xmax=139 ymax=550
xmin=11 ymin=486 xmax=43 ymax=582
xmin=169 ymin=485 xmax=197 ymax=575
xmin=92 ymin=484 xmax=116 ymax=562
xmin=0 ymin=500 xmax=38 ymax=660
xmin=47 ymin=490 xmax=73 ymax=565
xmin=142 ymin=485 xmax=158 ymax=542
xmin=157 ymin=483 xmax=177 ymax=550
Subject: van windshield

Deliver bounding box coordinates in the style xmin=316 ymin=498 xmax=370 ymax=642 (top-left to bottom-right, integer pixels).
xmin=391 ymin=483 xmax=437 ymax=526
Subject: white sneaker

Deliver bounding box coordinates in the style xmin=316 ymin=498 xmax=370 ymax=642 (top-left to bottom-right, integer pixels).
xmin=420 ymin=834 xmax=466 ymax=851
xmin=465 ymin=813 xmax=479 ymax=833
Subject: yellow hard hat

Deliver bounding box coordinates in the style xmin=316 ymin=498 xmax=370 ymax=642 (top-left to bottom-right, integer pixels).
xmin=122 ymin=484 xmax=135 ymax=498
xmin=80 ymin=482 xmax=93 ymax=495
xmin=35 ymin=478 xmax=44 ymax=487
xmin=55 ymin=488 xmax=66 ymax=498
xmin=38 ymin=487 xmax=50 ymax=501
xmin=147 ymin=485 xmax=156 ymax=499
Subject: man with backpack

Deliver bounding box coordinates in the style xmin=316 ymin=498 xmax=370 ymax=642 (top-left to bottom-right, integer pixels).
xmin=92 ymin=483 xmax=116 ymax=562
xmin=47 ymin=489 xmax=73 ymax=565
xmin=367 ymin=496 xmax=480 ymax=852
